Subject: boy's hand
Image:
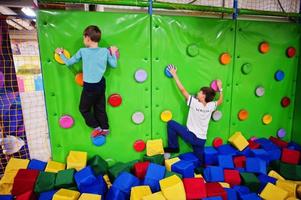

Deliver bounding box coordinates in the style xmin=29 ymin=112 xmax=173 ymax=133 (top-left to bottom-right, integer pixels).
xmin=167 ymin=64 xmax=177 ymax=77
xmin=216 ymin=80 xmax=222 ymax=90
xmin=55 ymin=48 xmax=64 ymax=55
xmin=109 ymin=46 xmax=118 ymax=55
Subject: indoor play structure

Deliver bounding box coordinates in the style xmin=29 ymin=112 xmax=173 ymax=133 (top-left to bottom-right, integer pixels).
xmin=0 ymin=0 xmax=301 ymax=199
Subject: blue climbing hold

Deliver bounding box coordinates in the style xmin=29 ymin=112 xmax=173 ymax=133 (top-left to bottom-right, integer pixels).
xmin=165 ymin=64 xmax=176 ymax=78
xmin=92 ymin=135 xmax=106 ymax=146
xmin=275 ymin=70 xmax=285 ymax=81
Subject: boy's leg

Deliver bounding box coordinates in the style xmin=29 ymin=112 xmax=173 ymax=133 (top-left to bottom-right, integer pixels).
xmin=192 ymin=139 xmax=206 ymax=166
xmin=94 ymin=78 xmax=109 ymax=130
xmin=79 ymin=89 xmax=100 ymax=128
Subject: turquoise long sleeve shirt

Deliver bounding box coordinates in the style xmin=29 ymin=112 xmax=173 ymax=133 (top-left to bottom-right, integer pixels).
xmin=60 ymin=47 xmax=117 ymax=83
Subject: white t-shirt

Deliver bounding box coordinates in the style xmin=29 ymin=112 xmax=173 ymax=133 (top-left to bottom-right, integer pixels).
xmin=186 ymin=95 xmax=217 ymax=139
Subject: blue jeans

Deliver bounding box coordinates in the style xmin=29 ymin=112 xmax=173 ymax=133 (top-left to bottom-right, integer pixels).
xmin=167 ymin=120 xmax=206 ymax=163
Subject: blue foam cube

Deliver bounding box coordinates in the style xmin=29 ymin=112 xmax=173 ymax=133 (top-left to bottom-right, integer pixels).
xmin=202 ymin=197 xmax=223 ymax=200
xmin=218 ymin=155 xmax=234 ymax=169
xmin=246 ymin=158 xmax=266 ymax=174
xmin=251 ymin=149 xmax=269 ymax=161
xmin=204 ymin=147 xmax=218 ymax=165
xmin=144 ymin=163 xmax=166 ymax=192
xmin=217 ymin=144 xmax=237 ymax=155
xmin=74 ymin=166 xmax=97 ymax=189
xmin=236 ymin=168 xmax=245 ymax=173
xmin=38 ymin=190 xmax=57 ymax=200
xmin=0 ymin=195 xmax=13 ymax=200
xmin=28 ymin=159 xmax=47 ymax=171
xmin=233 ymin=185 xmax=250 ymax=197
xmin=257 ymin=174 xmax=277 ymax=193
xmin=288 ymin=141 xmax=301 ymax=151
xmin=204 ymin=166 xmax=224 ymax=182
xmin=78 ymin=175 xmax=108 ymax=195
xmin=241 ymin=193 xmax=261 ymax=200
xmin=255 ymin=138 xmax=278 ymax=151
xmin=171 ymin=160 xmax=195 ymax=178
xmin=105 ymin=186 xmax=126 ymax=200
xmin=237 ymin=147 xmax=253 ymax=157
xmin=112 ymin=172 xmax=140 ymax=195
xmin=266 ymin=148 xmax=281 ymax=161
xmin=179 ymin=152 xmax=200 ymax=167
xmin=225 ymin=188 xmax=237 ymax=200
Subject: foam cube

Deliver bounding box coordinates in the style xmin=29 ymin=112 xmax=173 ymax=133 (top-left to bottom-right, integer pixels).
xmin=113 ymin=172 xmax=140 ymax=196
xmin=164 ymin=171 xmax=182 ymax=179
xmin=202 ymin=197 xmax=222 ymax=200
xmin=247 ymin=140 xmax=260 ymax=149
xmin=251 ymin=149 xmax=269 ymax=162
xmin=268 ymin=170 xmax=285 ymax=181
xmin=297 ymin=184 xmax=301 ymax=198
xmin=266 ymin=148 xmax=282 ymax=161
xmin=146 ymin=139 xmax=164 ymax=156
xmin=276 ymin=180 xmax=297 ymax=197
xmin=15 ymin=191 xmax=36 ymax=200
xmin=171 ymin=160 xmax=194 ymax=178
xmin=288 ymin=142 xmax=301 ymax=152
xmin=52 ymin=189 xmax=80 ymax=200
xmin=225 ymin=188 xmax=237 ymax=200
xmin=269 ymin=136 xmax=288 ymax=148
xmin=258 ymin=174 xmax=277 ymax=192
xmin=236 ymin=147 xmax=253 ymax=157
xmin=224 ymin=169 xmax=241 ymax=187
xmin=240 ymin=172 xmax=260 ymax=192
xmin=218 ymin=182 xmax=230 ymax=188
xmin=54 ymin=169 xmax=75 ymax=189
xmin=260 ymin=183 xmax=288 ymax=200
xmin=143 ymin=154 xmax=164 ymax=165
xmin=28 ymin=159 xmax=47 ymax=171
xmin=233 ymin=185 xmax=250 ymax=197
xmin=79 ymin=193 xmax=101 ymax=200
xmin=38 ymin=190 xmax=57 ymax=200
xmin=88 ymin=155 xmax=108 ymax=176
xmin=204 ymin=147 xmax=218 ymax=165
xmin=218 ymin=155 xmax=234 ymax=169
xmin=45 ymin=160 xmax=65 ymax=173
xmin=74 ymin=166 xmax=97 ymax=188
xmin=12 ymin=169 xmax=39 ymax=196
xmin=165 ymin=157 xmax=180 ymax=171
xmin=130 ymin=186 xmax=152 ymax=200
xmin=228 ymin=132 xmax=248 ymax=151
xmin=217 ymin=144 xmax=238 ymax=155
xmin=133 ymin=161 xmax=150 ymax=179
xmin=108 ymin=162 xmax=131 ymax=182
xmin=79 ymin=175 xmax=107 ymax=195
xmin=159 ymin=175 xmax=186 ymax=200
xmin=179 ymin=152 xmax=200 ymax=168
xmin=34 ymin=172 xmax=56 ymax=193
xmin=144 ymin=163 xmax=166 ymax=192
xmin=106 ymin=186 xmax=127 ymax=200
xmin=183 ymin=178 xmax=206 ymax=199
xmin=142 ymin=192 xmax=166 ymax=200
xmin=233 ymin=156 xmax=246 ymax=168
xmin=240 ymin=193 xmax=261 ymax=200
xmin=206 ymin=183 xmax=227 ymax=200
xmin=256 ymin=138 xmax=278 ymax=151
xmin=279 ymin=162 xmax=301 ymax=180
xmin=281 ymin=148 xmax=300 ymax=165
xmin=4 ymin=158 xmax=29 ymax=173
xmin=0 ymin=195 xmax=13 ymax=200
xmin=246 ymin=157 xmax=266 ymax=174
xmin=204 ymin=166 xmax=224 ymax=182
xmin=67 ymin=151 xmax=87 ymax=171
xmin=103 ymin=174 xmax=112 ymax=189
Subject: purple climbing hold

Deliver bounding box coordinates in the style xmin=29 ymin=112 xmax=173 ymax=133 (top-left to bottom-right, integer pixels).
xmin=59 ymin=115 xmax=74 ymax=129
xmin=277 ymin=128 xmax=286 ymax=138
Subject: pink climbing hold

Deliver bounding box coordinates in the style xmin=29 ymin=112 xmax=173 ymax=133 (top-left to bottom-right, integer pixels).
xmin=211 ymin=80 xmax=221 ymax=92
xmin=59 ymin=115 xmax=74 ymax=129
xmin=108 ymin=46 xmax=120 ymax=59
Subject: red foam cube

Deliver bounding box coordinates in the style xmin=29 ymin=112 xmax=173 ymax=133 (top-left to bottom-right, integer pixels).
xmin=269 ymin=136 xmax=288 ymax=148
xmin=233 ymin=156 xmax=246 ymax=168
xmin=281 ymin=148 xmax=300 ymax=165
xmin=183 ymin=178 xmax=207 ymax=199
xmin=133 ymin=161 xmax=150 ymax=179
xmin=206 ymin=182 xmax=227 ymax=200
xmin=12 ymin=169 xmax=40 ymax=196
xmin=224 ymin=169 xmax=241 ymax=187
xmin=16 ymin=191 xmax=36 ymax=200
xmin=248 ymin=140 xmax=260 ymax=149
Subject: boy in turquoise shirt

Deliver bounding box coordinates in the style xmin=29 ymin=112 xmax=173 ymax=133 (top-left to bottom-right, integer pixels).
xmin=56 ymin=25 xmax=117 ymax=137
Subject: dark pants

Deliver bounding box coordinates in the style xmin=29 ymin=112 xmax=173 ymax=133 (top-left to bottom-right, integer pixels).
xmin=79 ymin=78 xmax=109 ymax=129
xmin=167 ymin=120 xmax=206 ymax=163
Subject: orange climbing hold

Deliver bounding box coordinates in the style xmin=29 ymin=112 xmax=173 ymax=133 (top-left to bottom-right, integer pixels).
xmin=238 ymin=109 xmax=249 ymax=121
xmin=259 ymin=42 xmax=270 ymax=54
xmin=219 ymin=53 xmax=231 ymax=65
xmin=75 ymin=73 xmax=83 ymax=87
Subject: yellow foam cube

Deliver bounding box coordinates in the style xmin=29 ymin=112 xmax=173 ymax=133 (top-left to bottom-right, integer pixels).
xmin=53 ymin=189 xmax=80 ymax=200
xmin=142 ymin=192 xmax=166 ymax=200
xmin=45 ymin=160 xmax=66 ymax=173
xmin=165 ymin=157 xmax=180 ymax=171
xmin=297 ymin=185 xmax=301 ymax=199
xmin=67 ymin=151 xmax=87 ymax=171
xmin=130 ymin=186 xmax=152 ymax=200
xmin=260 ymin=183 xmax=288 ymax=200
xmin=159 ymin=175 xmax=185 ymax=200
xmin=219 ymin=182 xmax=230 ymax=188
xmin=276 ymin=180 xmax=297 ymax=197
xmin=103 ymin=174 xmax=112 ymax=189
xmin=5 ymin=158 xmax=29 ymax=173
xmin=146 ymin=139 xmax=164 ymax=156
xmin=79 ymin=193 xmax=101 ymax=200
xmin=268 ymin=170 xmax=285 ymax=181
xmin=0 ymin=171 xmax=17 ymax=194
xmin=228 ymin=132 xmax=248 ymax=151
xmin=286 ymin=197 xmax=298 ymax=200
xmin=194 ymin=174 xmax=203 ymax=179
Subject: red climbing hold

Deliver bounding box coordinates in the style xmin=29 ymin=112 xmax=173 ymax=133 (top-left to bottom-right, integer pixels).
xmin=213 ymin=137 xmax=223 ymax=148
xmin=286 ymin=47 xmax=296 ymax=58
xmin=281 ymin=97 xmax=291 ymax=107
xmin=133 ymin=140 xmax=146 ymax=152
xmin=108 ymin=94 xmax=122 ymax=107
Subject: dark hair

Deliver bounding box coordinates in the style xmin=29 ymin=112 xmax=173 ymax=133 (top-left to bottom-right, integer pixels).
xmin=83 ymin=25 xmax=101 ymax=42
xmin=200 ymin=87 xmax=216 ymax=103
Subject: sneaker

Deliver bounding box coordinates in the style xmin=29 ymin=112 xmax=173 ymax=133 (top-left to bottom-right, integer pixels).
xmin=91 ymin=128 xmax=103 ymax=138
xmin=164 ymin=147 xmax=179 ymax=153
xmin=101 ymin=129 xmax=110 ymax=136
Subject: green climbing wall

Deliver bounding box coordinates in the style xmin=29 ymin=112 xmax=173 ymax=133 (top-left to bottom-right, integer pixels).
xmin=38 ymin=10 xmax=300 ymax=163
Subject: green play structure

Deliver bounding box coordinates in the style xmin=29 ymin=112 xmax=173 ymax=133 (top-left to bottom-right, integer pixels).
xmin=37 ymin=9 xmax=300 ymax=164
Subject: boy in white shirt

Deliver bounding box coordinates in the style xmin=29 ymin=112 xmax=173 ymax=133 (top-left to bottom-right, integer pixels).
xmin=164 ymin=65 xmax=223 ymax=164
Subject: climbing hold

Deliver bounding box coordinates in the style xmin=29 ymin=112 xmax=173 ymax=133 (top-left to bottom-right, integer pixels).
xmin=132 ymin=112 xmax=145 ymax=124
xmin=238 ymin=109 xmax=249 ymax=121
xmin=59 ymin=115 xmax=74 ymax=129
xmin=275 ymin=70 xmax=285 ymax=81
xmin=281 ymin=97 xmax=291 ymax=107
xmin=277 ymin=128 xmax=286 ymax=138
xmin=135 ymin=69 xmax=148 ymax=83
xmin=186 ymin=44 xmax=199 ymax=57
xmin=259 ymin=42 xmax=270 ymax=54
xmin=255 ymin=86 xmax=265 ymax=97
xmin=212 ymin=110 xmax=222 ymax=121
xmin=160 ymin=110 xmax=172 ymax=122
xmin=108 ymin=94 xmax=122 ymax=107
xmin=219 ymin=53 xmax=231 ymax=65
xmin=241 ymin=63 xmax=252 ymax=75
xmin=108 ymin=46 xmax=120 ymax=59
xmin=75 ymin=73 xmax=83 ymax=87
xmin=213 ymin=137 xmax=223 ymax=148
xmin=286 ymin=47 xmax=296 ymax=58
xmin=210 ymin=80 xmax=222 ymax=92
xmin=133 ymin=140 xmax=146 ymax=152
xmin=0 ymin=71 xmax=4 ymax=89
xmin=165 ymin=65 xmax=175 ymax=78
xmin=91 ymin=135 xmax=106 ymax=146
xmin=249 ymin=136 xmax=258 ymax=141
xmin=262 ymin=114 xmax=272 ymax=125
xmin=54 ymin=49 xmax=70 ymax=64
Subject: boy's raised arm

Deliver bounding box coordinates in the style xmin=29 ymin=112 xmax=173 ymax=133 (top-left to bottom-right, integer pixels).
xmin=168 ymin=65 xmax=189 ymax=101
xmin=55 ymin=48 xmax=82 ymax=67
